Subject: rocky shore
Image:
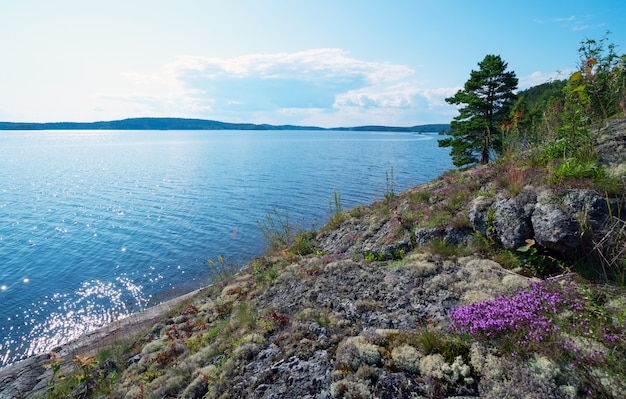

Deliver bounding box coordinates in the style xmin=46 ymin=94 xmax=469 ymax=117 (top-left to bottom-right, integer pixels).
xmin=0 ymin=289 xmax=203 ymax=398
xmin=1 ymin=119 xmax=625 ymax=398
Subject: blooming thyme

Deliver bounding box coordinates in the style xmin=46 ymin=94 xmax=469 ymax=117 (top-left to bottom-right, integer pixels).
xmin=449 ymin=280 xmax=583 ymax=345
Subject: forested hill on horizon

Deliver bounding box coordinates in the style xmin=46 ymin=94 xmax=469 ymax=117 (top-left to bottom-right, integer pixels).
xmin=0 ymin=117 xmax=450 ymax=133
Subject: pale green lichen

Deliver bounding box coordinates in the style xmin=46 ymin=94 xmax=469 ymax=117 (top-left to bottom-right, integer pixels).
xmin=527 ymin=354 xmax=559 ymax=382
xmin=336 ymin=336 xmax=382 ymax=371
xmin=589 ymin=367 xmax=622 ymax=398
xmin=140 ymin=340 xmax=164 ymax=354
xmin=330 ymin=378 xmax=372 ymax=399
xmin=391 ymin=344 xmax=422 ymax=373
xmin=419 ymin=354 xmax=473 ymax=385
xmin=403 ymin=253 xmax=439 ymax=277
xmin=476 ymin=355 xmax=580 ymax=399
xmin=500 ymin=273 xmax=530 ymax=291
xmin=469 ymin=342 xmax=487 ymax=374
xmin=460 ymin=290 xmax=494 ymax=305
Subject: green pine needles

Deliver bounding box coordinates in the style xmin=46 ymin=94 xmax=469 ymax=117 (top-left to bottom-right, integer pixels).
xmin=439 ymin=54 xmax=518 ymax=167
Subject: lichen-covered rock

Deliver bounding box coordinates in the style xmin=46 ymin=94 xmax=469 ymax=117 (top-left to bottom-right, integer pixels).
xmin=253 ymin=351 xmax=332 ymax=399
xmin=562 ymin=189 xmax=621 ymax=232
xmin=492 ymin=194 xmax=534 ymax=250
xmin=467 ymin=195 xmax=496 ymax=237
xmin=414 ymin=226 xmax=474 ymax=247
xmin=531 ymin=201 xmax=581 ymax=251
xmin=596 ymin=119 xmax=626 ymax=167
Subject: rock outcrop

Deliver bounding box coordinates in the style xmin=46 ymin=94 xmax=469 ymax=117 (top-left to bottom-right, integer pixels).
xmin=2 ymin=119 xmax=625 ymax=399
xmin=469 ymin=186 xmax=623 ymax=253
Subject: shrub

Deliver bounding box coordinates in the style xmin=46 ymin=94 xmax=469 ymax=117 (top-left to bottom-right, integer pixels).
xmin=290 ymin=230 xmax=316 ymax=256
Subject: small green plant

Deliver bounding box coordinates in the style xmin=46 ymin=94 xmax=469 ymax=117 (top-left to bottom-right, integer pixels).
xmin=257 ymin=206 xmax=293 ymax=250
xmin=364 ymin=251 xmax=384 ymax=262
xmin=232 ymin=303 xmax=257 ymax=330
xmin=294 ymin=231 xmax=316 ymax=255
xmin=252 ymin=259 xmax=279 ymax=282
xmin=207 ymin=255 xmax=240 ymax=285
xmin=327 ymin=188 xmax=345 ymax=229
xmin=485 ymin=208 xmax=497 ymax=235
xmin=74 ymin=354 xmax=98 ymax=384
xmin=363 ymin=249 xmax=405 ymax=262
xmin=385 ymin=167 xmax=396 ymax=202
xmin=549 ymin=158 xmax=603 ymax=184
xmin=425 ymin=239 xmax=468 ymax=258
xmin=45 ymin=351 xmax=66 ymax=394
xmin=516 ymin=239 xmax=563 ymax=277
xmin=409 ymin=189 xmax=430 ymax=205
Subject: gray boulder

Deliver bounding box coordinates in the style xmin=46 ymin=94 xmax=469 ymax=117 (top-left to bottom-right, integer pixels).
xmin=467 ymin=196 xmax=496 ymax=237
xmin=492 ymin=188 xmax=537 ymax=250
xmin=531 ymin=201 xmax=581 ymax=251
xmin=563 ymin=189 xmax=617 ymax=232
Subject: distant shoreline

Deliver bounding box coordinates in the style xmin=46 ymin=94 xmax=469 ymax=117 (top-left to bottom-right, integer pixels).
xmin=0 ymin=117 xmax=450 ymax=133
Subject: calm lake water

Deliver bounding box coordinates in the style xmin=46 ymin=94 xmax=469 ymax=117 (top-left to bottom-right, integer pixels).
xmin=0 ymin=129 xmax=453 ymax=368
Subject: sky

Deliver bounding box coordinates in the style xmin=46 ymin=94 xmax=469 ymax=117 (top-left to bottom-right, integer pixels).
xmin=1 ymin=1 xmax=625 ymax=128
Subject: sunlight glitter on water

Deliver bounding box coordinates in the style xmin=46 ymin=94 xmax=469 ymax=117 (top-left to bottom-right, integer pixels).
xmin=0 ymin=129 xmax=454 ymax=368
xmin=0 ymin=278 xmax=149 ymax=366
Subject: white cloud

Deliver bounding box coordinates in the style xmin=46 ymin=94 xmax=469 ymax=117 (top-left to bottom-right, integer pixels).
xmin=100 ymin=49 xmax=456 ymax=127
xmin=335 ymin=83 xmax=457 ymax=110
xmin=518 ymin=70 xmax=573 ymax=89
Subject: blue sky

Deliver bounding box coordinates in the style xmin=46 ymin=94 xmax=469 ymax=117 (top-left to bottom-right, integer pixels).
xmin=1 ymin=1 xmax=625 ymax=127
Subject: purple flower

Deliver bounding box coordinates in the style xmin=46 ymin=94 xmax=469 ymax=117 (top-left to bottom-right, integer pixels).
xmin=449 ymin=280 xmax=583 ymax=347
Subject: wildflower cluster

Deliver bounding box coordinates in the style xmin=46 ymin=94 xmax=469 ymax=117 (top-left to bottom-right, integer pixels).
xmin=449 ymin=280 xmax=583 ymax=347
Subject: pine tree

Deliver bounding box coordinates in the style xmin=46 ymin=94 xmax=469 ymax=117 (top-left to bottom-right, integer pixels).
xmin=439 ymin=54 xmax=518 ymax=167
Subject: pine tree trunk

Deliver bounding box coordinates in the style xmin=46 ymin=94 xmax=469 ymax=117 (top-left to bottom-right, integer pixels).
xmin=481 ymin=127 xmax=490 ymax=164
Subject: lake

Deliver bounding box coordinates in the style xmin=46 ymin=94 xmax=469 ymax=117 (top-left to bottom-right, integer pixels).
xmin=0 ymin=129 xmax=453 ymax=368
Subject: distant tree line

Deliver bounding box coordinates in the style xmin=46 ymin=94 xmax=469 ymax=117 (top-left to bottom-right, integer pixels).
xmin=0 ymin=118 xmax=450 ymax=133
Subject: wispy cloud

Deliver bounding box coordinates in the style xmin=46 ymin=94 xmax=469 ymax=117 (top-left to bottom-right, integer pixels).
xmin=554 ymin=16 xmax=576 ymax=22
xmin=535 ymin=14 xmax=602 ymax=32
